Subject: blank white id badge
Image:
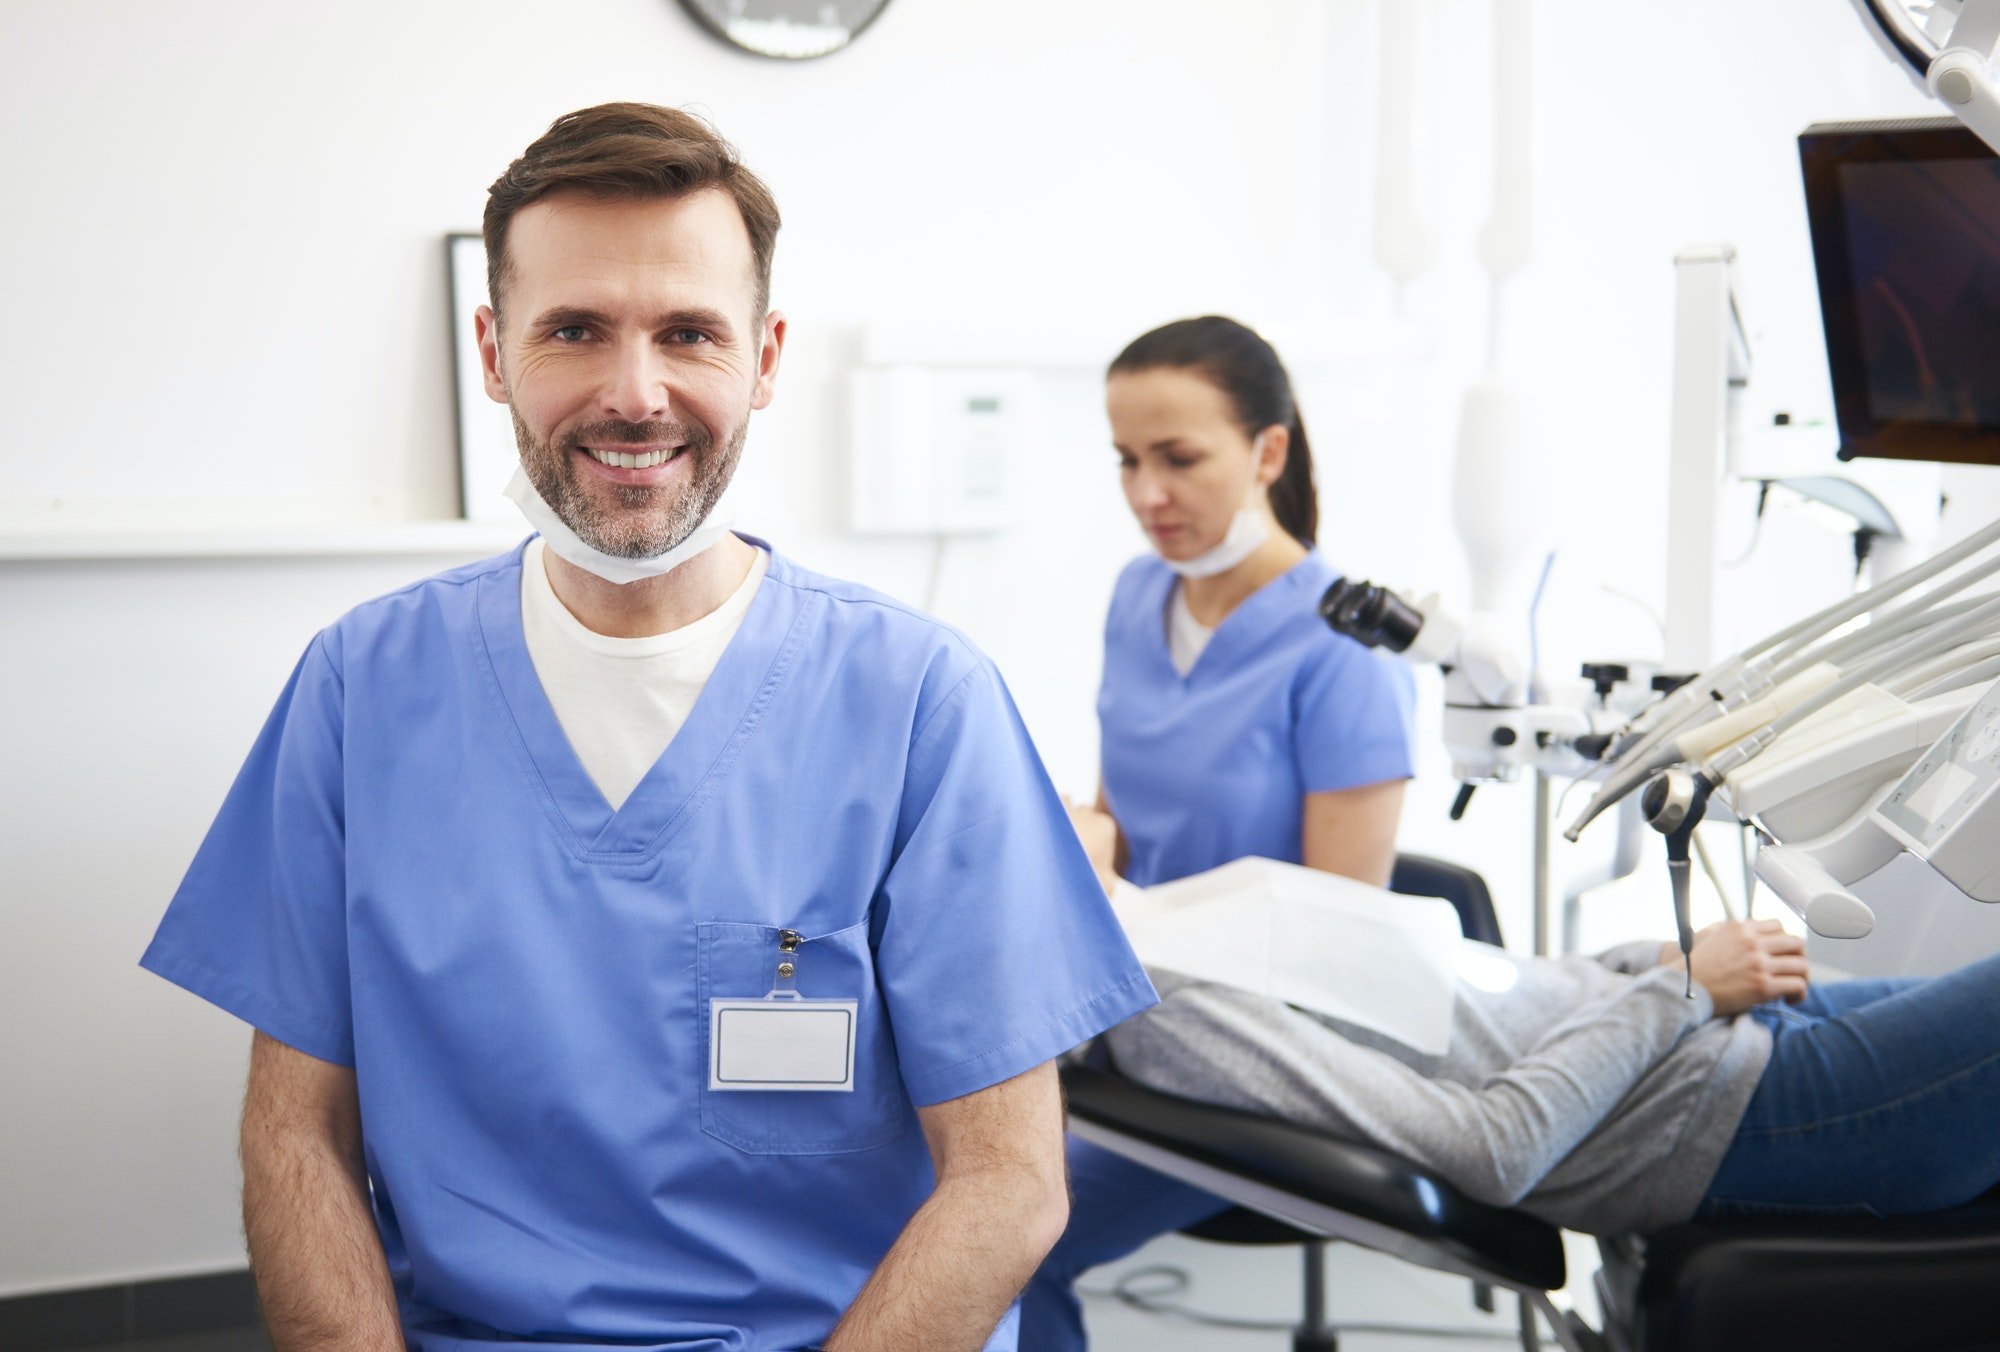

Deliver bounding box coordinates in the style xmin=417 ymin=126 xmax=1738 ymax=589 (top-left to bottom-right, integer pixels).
xmin=709 ymin=994 xmax=859 ymax=1092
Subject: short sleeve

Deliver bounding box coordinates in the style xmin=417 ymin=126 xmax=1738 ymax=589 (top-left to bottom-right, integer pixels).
xmin=139 ymin=632 xmax=355 ymax=1066
xmin=874 ymin=661 xmax=1157 ymax=1107
xmin=1295 ymin=643 xmax=1417 ymax=795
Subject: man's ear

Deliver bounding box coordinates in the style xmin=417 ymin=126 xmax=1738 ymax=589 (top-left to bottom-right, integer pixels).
xmin=750 ymin=310 xmax=787 ymax=411
xmin=475 ymin=305 xmax=509 ymax=404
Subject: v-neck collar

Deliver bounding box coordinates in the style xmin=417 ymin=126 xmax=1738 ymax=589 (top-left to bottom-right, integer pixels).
xmin=1153 ymin=551 xmax=1331 ymax=686
xmin=472 ymin=536 xmax=812 ymax=862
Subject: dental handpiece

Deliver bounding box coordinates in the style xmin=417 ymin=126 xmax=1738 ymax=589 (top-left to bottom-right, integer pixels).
xmin=1666 ymin=856 xmax=1694 ymax=999
xmin=1641 ymin=770 xmax=1710 ymax=999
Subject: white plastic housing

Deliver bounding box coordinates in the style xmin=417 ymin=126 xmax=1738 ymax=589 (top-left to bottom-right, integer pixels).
xmin=1755 ymin=844 xmax=1878 ymax=939
xmin=848 ymin=367 xmax=1029 ymax=535
xmin=1451 ymin=381 xmax=1546 ymax=616
xmin=1722 ymin=687 xmax=1974 ymax=841
xmin=1930 ymin=47 xmax=2000 ymax=155
xmin=1873 ymin=675 xmax=2000 ymax=901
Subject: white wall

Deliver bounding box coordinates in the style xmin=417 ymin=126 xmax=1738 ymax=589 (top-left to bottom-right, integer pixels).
xmin=2 ymin=0 xmax=1992 ymax=1298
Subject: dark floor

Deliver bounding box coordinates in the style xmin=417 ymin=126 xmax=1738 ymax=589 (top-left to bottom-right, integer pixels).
xmin=63 ymin=1331 xmax=269 ymax=1352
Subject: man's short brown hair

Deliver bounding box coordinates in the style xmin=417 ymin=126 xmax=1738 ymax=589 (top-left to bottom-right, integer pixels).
xmin=483 ymin=102 xmax=782 ymax=322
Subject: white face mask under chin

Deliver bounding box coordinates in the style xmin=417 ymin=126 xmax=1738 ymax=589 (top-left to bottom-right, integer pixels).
xmin=1163 ymin=508 xmax=1271 ymax=579
xmin=504 ymin=466 xmax=738 ymax=587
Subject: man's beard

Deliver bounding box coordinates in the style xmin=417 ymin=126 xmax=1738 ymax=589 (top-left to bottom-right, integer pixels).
xmin=513 ymin=409 xmax=746 ymax=559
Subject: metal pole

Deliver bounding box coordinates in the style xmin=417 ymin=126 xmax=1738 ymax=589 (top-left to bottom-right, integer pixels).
xmin=1533 ymin=770 xmax=1553 ymax=957
xmin=1518 ymin=1292 xmax=1543 ymax=1351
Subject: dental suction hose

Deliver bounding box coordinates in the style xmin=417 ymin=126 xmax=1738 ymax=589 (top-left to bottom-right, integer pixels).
xmin=1642 ymin=769 xmax=1713 ymax=998
xmin=1606 ymin=516 xmax=2000 ymax=770
xmin=1571 ymin=521 xmax=2000 ymax=843
xmin=1751 ymin=591 xmax=2000 ymax=755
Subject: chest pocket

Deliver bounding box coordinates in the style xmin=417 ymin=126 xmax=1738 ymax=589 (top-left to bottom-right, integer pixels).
xmin=696 ymin=919 xmax=909 ymax=1155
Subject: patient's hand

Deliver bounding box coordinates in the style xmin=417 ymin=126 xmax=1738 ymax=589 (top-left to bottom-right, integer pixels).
xmin=1064 ymin=800 xmax=1120 ymax=898
xmin=1661 ymin=919 xmax=1809 ymax=1016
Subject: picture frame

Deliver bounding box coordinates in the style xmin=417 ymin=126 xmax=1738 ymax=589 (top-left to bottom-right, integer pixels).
xmin=447 ymin=232 xmax=521 ymax=522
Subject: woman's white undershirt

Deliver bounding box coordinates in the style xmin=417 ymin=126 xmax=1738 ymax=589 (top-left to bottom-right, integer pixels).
xmin=1168 ymin=584 xmax=1216 ymax=677
xmin=520 ymin=536 xmax=769 ymax=810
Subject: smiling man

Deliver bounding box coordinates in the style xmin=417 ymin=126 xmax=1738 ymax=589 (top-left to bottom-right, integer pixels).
xmin=140 ymin=104 xmax=1154 ymax=1352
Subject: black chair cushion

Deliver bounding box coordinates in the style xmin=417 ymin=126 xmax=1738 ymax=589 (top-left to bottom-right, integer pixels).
xmin=1632 ymin=1203 xmax=2000 ymax=1351
xmin=1062 ymin=1064 xmax=1566 ymax=1292
xmin=1390 ymin=853 xmax=1504 ymax=947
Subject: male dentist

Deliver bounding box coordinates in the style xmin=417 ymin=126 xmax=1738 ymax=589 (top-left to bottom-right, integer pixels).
xmin=143 ymin=102 xmax=1154 ymax=1352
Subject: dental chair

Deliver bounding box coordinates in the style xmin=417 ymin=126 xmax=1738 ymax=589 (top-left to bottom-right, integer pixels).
xmin=1062 ymin=853 xmax=2000 ymax=1351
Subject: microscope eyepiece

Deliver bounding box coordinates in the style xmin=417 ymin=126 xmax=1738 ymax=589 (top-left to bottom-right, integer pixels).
xmin=1320 ymin=579 xmax=1425 ymax=652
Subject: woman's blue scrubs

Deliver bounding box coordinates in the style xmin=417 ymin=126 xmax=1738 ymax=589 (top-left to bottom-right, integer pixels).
xmin=142 ymin=540 xmax=1156 ymax=1352
xmin=1020 ymin=549 xmax=1416 ymax=1347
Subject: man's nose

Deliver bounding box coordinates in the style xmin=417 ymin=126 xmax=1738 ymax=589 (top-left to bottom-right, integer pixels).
xmin=601 ymin=341 xmax=672 ymax=424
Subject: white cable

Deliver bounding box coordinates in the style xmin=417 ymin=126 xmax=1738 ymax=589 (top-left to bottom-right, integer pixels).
xmin=1884 ymin=634 xmax=2000 ymax=696
xmin=1754 ymin=514 xmax=2000 ymax=670
xmin=1572 ymin=521 xmax=2000 ymax=839
xmin=1905 ymin=654 xmax=2000 ymax=703
xmin=1739 ymin=823 xmax=1757 ymax=920
xmin=1774 ymin=594 xmax=2000 ymax=731
xmin=1768 ymin=558 xmax=2000 ymax=685
xmin=1705 ymin=593 xmax=2000 ymax=782
xmin=1693 ymin=827 xmax=1738 ymax=920
xmin=1615 ymin=515 xmax=2000 ymax=756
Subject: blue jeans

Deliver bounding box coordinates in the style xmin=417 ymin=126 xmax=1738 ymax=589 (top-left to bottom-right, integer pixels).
xmin=1016 ymin=1137 xmax=1233 ymax=1350
xmin=1699 ymin=947 xmax=2000 ymax=1218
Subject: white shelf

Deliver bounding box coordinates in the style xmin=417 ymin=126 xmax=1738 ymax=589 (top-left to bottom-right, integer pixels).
xmin=0 ymin=519 xmax=529 ymax=562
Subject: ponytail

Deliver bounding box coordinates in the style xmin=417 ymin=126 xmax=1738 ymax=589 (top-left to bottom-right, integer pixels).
xmin=1109 ymin=315 xmax=1318 ymax=546
xmin=1268 ymin=410 xmax=1318 ymax=546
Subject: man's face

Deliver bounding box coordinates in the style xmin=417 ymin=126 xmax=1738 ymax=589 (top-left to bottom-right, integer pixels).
xmin=476 ymin=189 xmax=784 ymax=558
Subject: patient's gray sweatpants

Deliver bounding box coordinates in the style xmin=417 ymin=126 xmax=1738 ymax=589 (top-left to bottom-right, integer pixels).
xmin=1102 ymin=941 xmax=1773 ymax=1235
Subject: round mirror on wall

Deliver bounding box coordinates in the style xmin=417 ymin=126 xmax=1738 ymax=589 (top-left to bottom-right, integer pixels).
xmin=678 ymin=0 xmax=892 ymax=60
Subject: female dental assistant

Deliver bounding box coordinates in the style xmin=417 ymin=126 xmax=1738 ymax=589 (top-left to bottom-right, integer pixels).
xmin=1024 ymin=316 xmax=1418 ymax=1348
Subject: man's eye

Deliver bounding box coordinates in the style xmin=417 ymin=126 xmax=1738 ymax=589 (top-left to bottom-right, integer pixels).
xmin=668 ymin=328 xmax=710 ymax=345
xmin=552 ymin=325 xmax=589 ymax=342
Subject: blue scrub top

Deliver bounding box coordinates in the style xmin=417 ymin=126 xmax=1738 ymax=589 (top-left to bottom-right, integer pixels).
xmin=1097 ymin=551 xmax=1416 ymax=888
xmin=142 ymin=539 xmax=1155 ymax=1352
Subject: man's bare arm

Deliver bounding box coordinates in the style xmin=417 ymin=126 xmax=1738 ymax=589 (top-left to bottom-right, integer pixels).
xmin=241 ymin=1030 xmax=402 ymax=1351
xmin=825 ymin=1061 xmax=1069 ymax=1351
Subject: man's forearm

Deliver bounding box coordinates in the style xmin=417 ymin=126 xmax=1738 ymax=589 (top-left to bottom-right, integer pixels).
xmin=242 ymin=1125 xmax=402 ymax=1350
xmin=825 ymin=1164 xmax=1067 ymax=1351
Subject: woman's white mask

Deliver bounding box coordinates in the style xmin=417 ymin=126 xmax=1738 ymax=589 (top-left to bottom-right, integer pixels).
xmin=504 ymin=466 xmax=737 ymax=586
xmin=1163 ymin=509 xmax=1271 ymax=579
xmin=1160 ymin=437 xmax=1273 ymax=579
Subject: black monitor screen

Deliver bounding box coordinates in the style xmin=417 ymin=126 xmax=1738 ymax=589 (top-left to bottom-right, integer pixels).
xmin=1800 ymin=118 xmax=2000 ymax=465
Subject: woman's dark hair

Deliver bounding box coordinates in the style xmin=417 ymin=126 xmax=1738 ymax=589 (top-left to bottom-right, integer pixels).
xmin=1108 ymin=315 xmax=1318 ymax=545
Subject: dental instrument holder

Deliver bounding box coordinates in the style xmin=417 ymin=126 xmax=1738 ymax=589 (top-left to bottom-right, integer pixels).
xmin=1739 ymin=673 xmax=2000 ymax=941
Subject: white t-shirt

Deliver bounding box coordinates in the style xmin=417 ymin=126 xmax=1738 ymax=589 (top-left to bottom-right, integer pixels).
xmin=520 ymin=537 xmax=770 ymax=810
xmin=1167 ymin=583 xmax=1216 ymax=677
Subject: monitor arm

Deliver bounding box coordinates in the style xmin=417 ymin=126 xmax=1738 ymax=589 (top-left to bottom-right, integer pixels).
xmin=1854 ymin=0 xmax=2000 ymax=153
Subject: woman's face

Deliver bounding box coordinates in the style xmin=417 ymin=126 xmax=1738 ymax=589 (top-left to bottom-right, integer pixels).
xmin=1106 ymin=367 xmax=1279 ymax=562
